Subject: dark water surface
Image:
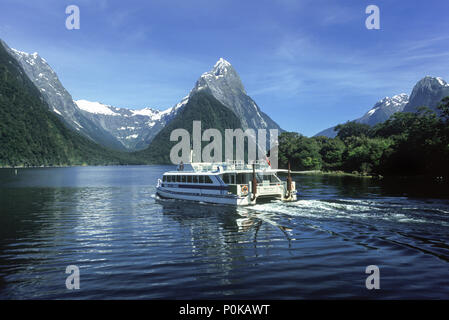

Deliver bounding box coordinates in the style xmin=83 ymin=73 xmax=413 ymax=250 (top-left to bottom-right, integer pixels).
xmin=0 ymin=166 xmax=448 ymax=299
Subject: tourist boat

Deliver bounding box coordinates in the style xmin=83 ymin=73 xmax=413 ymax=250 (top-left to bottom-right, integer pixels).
xmin=156 ymin=160 xmax=297 ymax=206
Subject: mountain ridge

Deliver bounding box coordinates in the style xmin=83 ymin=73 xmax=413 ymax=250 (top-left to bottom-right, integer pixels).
xmin=190 ymin=58 xmax=282 ymax=132
xmin=2 ymin=41 xmax=282 ymax=152
xmin=315 ymin=93 xmax=409 ymax=138
xmin=74 ymin=98 xmax=184 ymax=150
xmin=314 ymin=76 xmax=449 ymax=138
xmin=0 ymin=41 xmax=140 ymax=166
xmin=0 ymin=39 xmax=127 ymax=151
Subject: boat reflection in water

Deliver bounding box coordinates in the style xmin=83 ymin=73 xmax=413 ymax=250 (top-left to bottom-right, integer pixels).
xmin=155 ymin=197 xmax=294 ymax=247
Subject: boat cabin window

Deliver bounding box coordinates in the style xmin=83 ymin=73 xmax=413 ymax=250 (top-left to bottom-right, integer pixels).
xmin=260 ymin=173 xmax=280 ymax=183
xmin=220 ymin=173 xmax=280 ymax=185
xmin=193 ymin=176 xmax=199 ymax=183
xmin=187 ymin=175 xmax=192 ymax=183
xmin=223 ymin=174 xmax=236 ymax=184
xmin=198 ymin=175 xmax=213 ymax=184
xmin=236 ymin=173 xmax=246 ymax=184
xmin=176 ymin=175 xmax=180 ymax=183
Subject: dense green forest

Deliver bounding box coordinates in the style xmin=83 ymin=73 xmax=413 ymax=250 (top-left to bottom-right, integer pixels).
xmin=279 ymin=98 xmax=449 ymax=178
xmin=0 ymin=44 xmax=141 ymax=167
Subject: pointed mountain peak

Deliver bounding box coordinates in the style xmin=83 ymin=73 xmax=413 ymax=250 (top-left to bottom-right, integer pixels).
xmin=213 ymin=58 xmax=232 ymax=72
xmin=194 ymin=57 xmax=245 ymax=95
xmin=201 ymin=57 xmax=236 ymax=78
xmin=402 ymin=75 xmax=449 ymax=114
xmin=409 ymin=76 xmax=449 ymax=103
xmin=415 ymin=76 xmax=449 ymax=88
xmin=188 ymin=58 xmax=281 ymax=131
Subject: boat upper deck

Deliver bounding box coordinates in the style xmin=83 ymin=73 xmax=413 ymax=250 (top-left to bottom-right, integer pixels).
xmin=165 ymin=160 xmax=286 ymax=175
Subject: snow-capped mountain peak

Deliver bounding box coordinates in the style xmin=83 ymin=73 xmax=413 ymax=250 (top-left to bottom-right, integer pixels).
xmin=73 ymin=99 xmax=183 ymax=150
xmin=315 ymin=93 xmax=409 ymax=138
xmin=212 ymin=58 xmax=232 ymax=76
xmin=375 ymin=93 xmax=409 ymax=108
xmin=358 ymin=93 xmax=409 ymax=124
xmin=413 ymin=76 xmax=449 ymax=92
xmin=436 ymin=77 xmax=449 ymax=87
xmin=191 ymin=58 xmax=280 ymax=131
xmin=404 ymin=76 xmax=449 ymax=114
xmin=196 ymin=58 xmax=245 ymax=93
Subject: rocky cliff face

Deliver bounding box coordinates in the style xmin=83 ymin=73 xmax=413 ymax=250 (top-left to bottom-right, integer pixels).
xmin=191 ymin=58 xmax=282 ymax=131
xmin=403 ymin=76 xmax=449 ymax=114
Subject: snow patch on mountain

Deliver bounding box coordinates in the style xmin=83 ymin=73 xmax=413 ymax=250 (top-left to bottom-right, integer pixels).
xmin=75 ymin=100 xmax=120 ymax=116
xmin=74 ymin=99 xmax=184 ymax=150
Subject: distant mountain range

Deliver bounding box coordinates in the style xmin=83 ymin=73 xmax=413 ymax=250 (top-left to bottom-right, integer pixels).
xmin=2 ymin=38 xmax=281 ymax=152
xmin=2 ymin=36 xmax=448 ymax=166
xmin=74 ymin=99 xmax=183 ymax=150
xmin=0 ymin=41 xmax=138 ymax=166
xmin=0 ymin=38 xmax=282 ymax=165
xmin=315 ymin=76 xmax=449 ymax=138
xmin=138 ymin=58 xmax=284 ymax=163
xmin=1 ymin=40 xmax=129 ymax=151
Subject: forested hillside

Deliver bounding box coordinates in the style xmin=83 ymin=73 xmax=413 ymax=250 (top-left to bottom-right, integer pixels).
xmin=0 ymin=44 xmax=140 ymax=167
xmin=280 ymin=99 xmax=449 ymax=178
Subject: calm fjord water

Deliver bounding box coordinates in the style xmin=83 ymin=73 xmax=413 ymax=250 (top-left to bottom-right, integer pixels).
xmin=0 ymin=166 xmax=448 ymax=299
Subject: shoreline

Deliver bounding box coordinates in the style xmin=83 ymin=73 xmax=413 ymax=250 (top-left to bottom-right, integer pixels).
xmin=0 ymin=164 xmax=152 ymax=169
xmin=1 ymin=165 xmax=446 ymax=183
xmin=280 ymin=170 xmax=375 ymax=179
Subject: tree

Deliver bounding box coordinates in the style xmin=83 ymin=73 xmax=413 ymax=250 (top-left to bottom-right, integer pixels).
xmin=343 ymin=136 xmax=393 ymax=174
xmin=335 ymin=121 xmax=371 ymax=140
xmin=437 ymin=96 xmax=449 ymax=122
xmin=316 ymin=137 xmax=346 ymax=170
xmin=279 ymin=132 xmax=322 ymax=170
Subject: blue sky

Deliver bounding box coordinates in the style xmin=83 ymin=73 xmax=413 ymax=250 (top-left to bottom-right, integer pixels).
xmin=1 ymin=0 xmax=449 ymax=136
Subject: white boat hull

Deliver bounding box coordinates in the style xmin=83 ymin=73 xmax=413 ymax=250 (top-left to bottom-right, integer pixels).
xmin=156 ymin=187 xmax=254 ymax=205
